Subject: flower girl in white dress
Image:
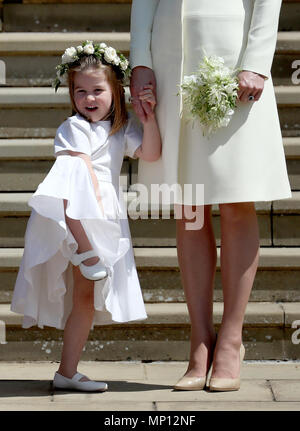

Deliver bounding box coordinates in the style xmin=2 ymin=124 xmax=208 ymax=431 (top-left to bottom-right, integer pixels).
xmin=11 ymin=41 xmax=161 ymax=392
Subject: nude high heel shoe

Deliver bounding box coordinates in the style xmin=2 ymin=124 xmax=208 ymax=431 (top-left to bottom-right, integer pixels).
xmin=209 ymin=344 xmax=245 ymax=392
xmin=173 ymin=374 xmax=206 ymax=391
xmin=174 ymin=336 xmax=217 ymax=391
xmin=174 ymin=359 xmax=214 ymax=391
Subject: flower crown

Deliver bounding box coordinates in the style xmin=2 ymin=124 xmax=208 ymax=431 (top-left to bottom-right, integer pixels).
xmin=53 ymin=40 xmax=131 ymax=92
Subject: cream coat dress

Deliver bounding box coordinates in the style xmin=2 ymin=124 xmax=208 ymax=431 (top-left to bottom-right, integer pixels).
xmin=130 ymin=0 xmax=292 ymax=205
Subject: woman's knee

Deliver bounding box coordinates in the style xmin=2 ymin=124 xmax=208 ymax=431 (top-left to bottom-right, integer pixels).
xmin=175 ymin=204 xmax=212 ymax=231
xmin=219 ymin=202 xmax=256 ymax=223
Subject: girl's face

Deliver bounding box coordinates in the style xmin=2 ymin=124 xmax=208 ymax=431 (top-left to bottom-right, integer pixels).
xmin=73 ymin=68 xmax=113 ymax=122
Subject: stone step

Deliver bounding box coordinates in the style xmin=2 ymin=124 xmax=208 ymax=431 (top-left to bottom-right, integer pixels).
xmin=0 ymin=32 xmax=129 ymax=87
xmin=1 ymin=136 xmax=299 ymax=160
xmin=0 ymin=148 xmax=299 ymax=192
xmin=2 ymin=2 xmax=131 ymax=33
xmin=2 ymin=86 xmax=298 ymax=106
xmin=0 ymin=159 xmax=132 ymax=191
xmin=0 ymin=191 xmax=294 ymax=214
xmin=1 ymin=31 xmax=298 ymax=54
xmin=0 ymin=302 xmax=298 ymax=360
xmin=0 ymin=247 xmax=299 ymax=304
xmin=0 ymin=192 xmax=299 ymax=248
xmin=0 ymin=86 xmax=299 ymax=138
xmin=0 ymin=31 xmax=130 ymax=53
xmin=0 ymin=194 xmax=272 ymax=248
xmin=0 ymin=32 xmax=299 ymax=86
xmin=0 ymin=137 xmax=299 ymax=190
xmin=0 ymin=86 xmax=130 ymax=138
xmin=1 ymin=1 xmax=299 ymax=32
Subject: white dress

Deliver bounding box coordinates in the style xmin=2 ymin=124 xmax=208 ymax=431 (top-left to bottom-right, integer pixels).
xmin=130 ymin=0 xmax=292 ymax=205
xmin=11 ymin=113 xmax=147 ymax=330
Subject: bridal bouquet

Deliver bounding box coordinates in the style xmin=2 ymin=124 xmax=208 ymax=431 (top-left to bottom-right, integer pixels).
xmin=180 ymin=55 xmax=240 ymax=137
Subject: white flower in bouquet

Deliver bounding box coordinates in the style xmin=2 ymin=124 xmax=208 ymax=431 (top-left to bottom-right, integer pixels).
xmin=183 ymin=74 xmax=198 ymax=86
xmin=180 ymin=54 xmax=240 ymax=137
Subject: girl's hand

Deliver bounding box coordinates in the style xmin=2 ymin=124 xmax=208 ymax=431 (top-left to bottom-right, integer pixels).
xmin=237 ymin=71 xmax=266 ymax=103
xmin=131 ymin=85 xmax=157 ymax=123
xmin=130 ymin=66 xmax=157 ymax=123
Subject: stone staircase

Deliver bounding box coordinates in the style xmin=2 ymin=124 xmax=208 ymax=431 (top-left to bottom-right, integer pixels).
xmin=0 ymin=0 xmax=299 ymax=361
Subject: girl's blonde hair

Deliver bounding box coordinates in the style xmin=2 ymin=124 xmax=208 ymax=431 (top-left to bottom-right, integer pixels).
xmin=68 ymin=56 xmax=127 ymax=135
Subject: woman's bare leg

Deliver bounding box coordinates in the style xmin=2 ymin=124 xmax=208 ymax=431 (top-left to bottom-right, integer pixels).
xmin=57 ymin=266 xmax=95 ymax=381
xmin=176 ymin=204 xmax=217 ymax=377
xmin=211 ymin=201 xmax=260 ymax=379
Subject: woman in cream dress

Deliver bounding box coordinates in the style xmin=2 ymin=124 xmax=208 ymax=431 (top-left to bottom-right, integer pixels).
xmin=130 ymin=0 xmax=291 ymax=391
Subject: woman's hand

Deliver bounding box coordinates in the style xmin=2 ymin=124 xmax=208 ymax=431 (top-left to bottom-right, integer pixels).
xmin=237 ymin=71 xmax=266 ymax=103
xmin=130 ymin=66 xmax=157 ymax=122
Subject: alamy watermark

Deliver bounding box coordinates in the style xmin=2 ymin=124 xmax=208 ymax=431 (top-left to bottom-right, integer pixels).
xmin=124 ymin=181 xmax=205 ymax=230
xmin=291 ymin=59 xmax=300 ymax=85
xmin=0 ymin=59 xmax=5 ymax=85
xmin=291 ymin=320 xmax=300 ymax=345
xmin=0 ymin=320 xmax=6 ymax=344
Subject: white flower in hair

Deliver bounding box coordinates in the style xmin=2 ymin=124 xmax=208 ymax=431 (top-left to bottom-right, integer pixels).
xmin=120 ymin=59 xmax=129 ymax=71
xmin=113 ymin=56 xmax=120 ymax=66
xmin=83 ymin=43 xmax=94 ymax=55
xmin=104 ymin=47 xmax=117 ymax=63
xmin=53 ymin=40 xmax=131 ymax=92
xmin=62 ymin=47 xmax=77 ymax=64
xmin=56 ymin=70 xmax=67 ymax=84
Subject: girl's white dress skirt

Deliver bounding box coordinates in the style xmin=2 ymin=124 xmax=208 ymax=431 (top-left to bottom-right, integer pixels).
xmin=11 ymin=155 xmax=147 ymax=329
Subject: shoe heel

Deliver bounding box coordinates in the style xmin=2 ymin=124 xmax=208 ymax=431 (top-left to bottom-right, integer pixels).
xmin=209 ymin=344 xmax=245 ymax=392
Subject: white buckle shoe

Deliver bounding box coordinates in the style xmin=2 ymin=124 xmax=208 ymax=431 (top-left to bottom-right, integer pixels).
xmin=70 ymin=250 xmax=108 ymax=281
xmin=53 ymin=372 xmax=108 ymax=392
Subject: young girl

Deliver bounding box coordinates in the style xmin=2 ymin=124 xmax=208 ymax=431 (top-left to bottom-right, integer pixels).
xmin=11 ymin=41 xmax=161 ymax=392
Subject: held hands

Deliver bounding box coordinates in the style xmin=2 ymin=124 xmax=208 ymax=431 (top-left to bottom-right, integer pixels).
xmin=130 ymin=68 xmax=161 ymax=162
xmin=130 ymin=84 xmax=157 ymax=123
xmin=130 ymin=66 xmax=157 ymax=123
xmin=237 ymin=70 xmax=266 ymax=103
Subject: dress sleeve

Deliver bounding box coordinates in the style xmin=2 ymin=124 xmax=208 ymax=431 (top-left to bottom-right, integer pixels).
xmin=54 ymin=116 xmax=92 ymax=156
xmin=124 ymin=114 xmax=143 ymax=159
xmin=130 ymin=0 xmax=159 ymax=69
xmin=240 ymin=0 xmax=282 ymax=79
